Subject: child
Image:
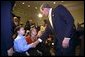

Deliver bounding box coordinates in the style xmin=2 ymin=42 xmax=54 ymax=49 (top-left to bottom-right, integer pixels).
xmin=25 ymin=26 xmax=43 ymax=56
xmin=25 ymin=26 xmax=38 ymax=44
xmin=13 ymin=26 xmax=36 ymax=53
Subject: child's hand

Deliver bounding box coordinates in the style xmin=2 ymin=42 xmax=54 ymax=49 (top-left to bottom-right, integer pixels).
xmin=30 ymin=43 xmax=36 ymax=48
xmin=30 ymin=39 xmax=40 ymax=48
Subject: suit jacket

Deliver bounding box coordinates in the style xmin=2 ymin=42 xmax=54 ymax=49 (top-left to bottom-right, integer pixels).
xmin=40 ymin=5 xmax=75 ymax=43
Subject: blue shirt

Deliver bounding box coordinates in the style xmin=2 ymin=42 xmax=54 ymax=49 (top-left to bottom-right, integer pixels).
xmin=14 ymin=35 xmax=31 ymax=53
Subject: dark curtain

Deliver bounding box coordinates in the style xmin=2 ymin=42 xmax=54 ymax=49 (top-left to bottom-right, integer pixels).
xmin=1 ymin=1 xmax=15 ymax=56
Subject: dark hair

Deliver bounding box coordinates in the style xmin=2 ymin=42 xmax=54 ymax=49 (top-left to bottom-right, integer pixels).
xmin=40 ymin=3 xmax=51 ymax=10
xmin=30 ymin=25 xmax=38 ymax=32
xmin=14 ymin=26 xmax=22 ymax=33
xmin=14 ymin=26 xmax=23 ymax=38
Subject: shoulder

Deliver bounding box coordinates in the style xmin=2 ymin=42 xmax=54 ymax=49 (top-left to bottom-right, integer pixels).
xmin=14 ymin=36 xmax=22 ymax=42
xmin=56 ymin=4 xmax=66 ymax=9
xmin=54 ymin=4 xmax=66 ymax=11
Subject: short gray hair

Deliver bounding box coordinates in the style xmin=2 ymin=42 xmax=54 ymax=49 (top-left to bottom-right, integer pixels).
xmin=40 ymin=3 xmax=51 ymax=10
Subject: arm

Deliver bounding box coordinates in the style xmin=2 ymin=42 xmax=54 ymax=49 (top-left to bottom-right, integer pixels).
xmin=57 ymin=5 xmax=74 ymax=38
xmin=17 ymin=39 xmax=32 ymax=52
xmin=56 ymin=5 xmax=74 ymax=48
xmin=30 ymin=25 xmax=51 ymax=47
xmin=39 ymin=25 xmax=51 ymax=42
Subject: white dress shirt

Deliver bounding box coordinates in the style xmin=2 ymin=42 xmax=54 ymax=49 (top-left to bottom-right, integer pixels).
xmin=48 ymin=8 xmax=54 ymax=29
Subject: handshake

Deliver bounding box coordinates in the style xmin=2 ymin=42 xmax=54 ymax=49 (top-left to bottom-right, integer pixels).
xmin=30 ymin=43 xmax=37 ymax=48
xmin=29 ymin=39 xmax=40 ymax=48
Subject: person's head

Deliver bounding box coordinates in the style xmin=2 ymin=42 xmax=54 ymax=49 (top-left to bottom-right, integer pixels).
xmin=14 ymin=26 xmax=25 ymax=36
xmin=40 ymin=3 xmax=51 ymax=17
xmin=13 ymin=16 xmax=20 ymax=26
xmin=30 ymin=26 xmax=38 ymax=37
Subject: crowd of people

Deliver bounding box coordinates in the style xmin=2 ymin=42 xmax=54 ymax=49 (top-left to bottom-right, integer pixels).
xmin=12 ymin=16 xmax=55 ymax=56
xmin=12 ymin=14 xmax=84 ymax=56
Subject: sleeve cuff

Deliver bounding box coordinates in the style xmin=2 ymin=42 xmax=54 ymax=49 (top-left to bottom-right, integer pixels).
xmin=64 ymin=37 xmax=71 ymax=40
xmin=38 ymin=38 xmax=42 ymax=42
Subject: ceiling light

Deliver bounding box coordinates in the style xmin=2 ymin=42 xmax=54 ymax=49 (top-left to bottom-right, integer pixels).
xmin=22 ymin=2 xmax=24 ymax=4
xmin=61 ymin=1 xmax=64 ymax=2
xmin=28 ymin=5 xmax=30 ymax=7
xmin=53 ymin=2 xmax=56 ymax=4
xmin=35 ymin=7 xmax=38 ymax=9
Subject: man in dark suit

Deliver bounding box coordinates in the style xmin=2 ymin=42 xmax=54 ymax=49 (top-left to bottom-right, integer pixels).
xmin=35 ymin=3 xmax=76 ymax=56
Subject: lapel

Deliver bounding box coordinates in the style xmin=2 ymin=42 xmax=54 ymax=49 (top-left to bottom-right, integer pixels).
xmin=48 ymin=10 xmax=57 ymax=40
xmin=48 ymin=9 xmax=55 ymax=31
xmin=48 ymin=19 xmax=53 ymax=30
xmin=51 ymin=9 xmax=55 ymax=30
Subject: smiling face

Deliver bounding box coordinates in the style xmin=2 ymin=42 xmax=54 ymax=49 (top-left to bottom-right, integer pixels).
xmin=40 ymin=8 xmax=49 ymax=17
xmin=31 ymin=28 xmax=37 ymax=36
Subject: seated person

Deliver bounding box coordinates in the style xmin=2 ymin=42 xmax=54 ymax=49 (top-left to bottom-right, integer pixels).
xmin=45 ymin=35 xmax=55 ymax=56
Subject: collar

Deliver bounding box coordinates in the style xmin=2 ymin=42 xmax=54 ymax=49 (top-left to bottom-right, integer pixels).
xmin=48 ymin=8 xmax=52 ymax=18
xmin=15 ymin=35 xmax=24 ymax=41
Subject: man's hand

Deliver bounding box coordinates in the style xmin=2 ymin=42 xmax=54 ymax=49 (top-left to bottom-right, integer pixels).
xmin=37 ymin=31 xmax=42 ymax=37
xmin=30 ymin=43 xmax=36 ymax=48
xmin=62 ymin=37 xmax=70 ymax=48
xmin=30 ymin=40 xmax=40 ymax=48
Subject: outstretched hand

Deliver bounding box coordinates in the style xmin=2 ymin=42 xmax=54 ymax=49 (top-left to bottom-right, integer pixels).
xmin=62 ymin=37 xmax=70 ymax=48
xmin=30 ymin=39 xmax=40 ymax=48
